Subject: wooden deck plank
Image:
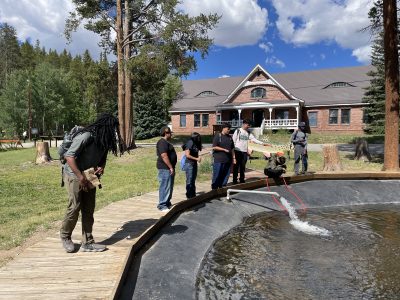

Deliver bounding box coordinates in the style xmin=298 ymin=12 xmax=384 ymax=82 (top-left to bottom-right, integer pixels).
xmin=0 ymin=172 xmax=266 ymax=299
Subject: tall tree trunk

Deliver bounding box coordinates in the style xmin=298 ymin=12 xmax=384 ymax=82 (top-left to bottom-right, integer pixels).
xmin=383 ymin=0 xmax=400 ymax=171
xmin=116 ymin=0 xmax=126 ymax=143
xmin=123 ymin=0 xmax=136 ymax=149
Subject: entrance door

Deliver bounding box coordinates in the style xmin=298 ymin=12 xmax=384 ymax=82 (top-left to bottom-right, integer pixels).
xmin=252 ymin=109 xmax=264 ymax=127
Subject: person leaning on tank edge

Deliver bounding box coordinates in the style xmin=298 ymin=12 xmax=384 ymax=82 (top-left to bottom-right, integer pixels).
xmin=291 ymin=121 xmax=309 ymax=176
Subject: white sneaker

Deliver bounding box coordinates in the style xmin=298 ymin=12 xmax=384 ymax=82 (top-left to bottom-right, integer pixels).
xmin=160 ymin=207 xmax=170 ymax=213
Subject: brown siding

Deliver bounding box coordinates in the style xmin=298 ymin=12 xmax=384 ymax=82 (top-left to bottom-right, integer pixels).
xmin=304 ymin=106 xmax=365 ymax=134
xmin=230 ymin=85 xmax=290 ymax=104
xmin=171 ymin=112 xmax=215 ymax=135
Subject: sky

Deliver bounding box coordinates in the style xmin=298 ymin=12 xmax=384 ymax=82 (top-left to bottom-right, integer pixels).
xmin=0 ymin=0 xmax=375 ymax=80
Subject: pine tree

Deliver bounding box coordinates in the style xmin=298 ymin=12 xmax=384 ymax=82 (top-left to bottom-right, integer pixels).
xmin=363 ymin=32 xmax=386 ymax=134
xmin=134 ymin=88 xmax=167 ymax=139
xmin=0 ymin=23 xmax=21 ymax=90
xmin=363 ymin=0 xmax=400 ymax=134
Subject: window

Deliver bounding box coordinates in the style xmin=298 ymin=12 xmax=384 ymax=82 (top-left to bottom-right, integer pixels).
xmin=194 ymin=113 xmax=201 ymax=127
xmin=216 ymin=113 xmax=221 ymax=124
xmin=196 ymin=91 xmax=218 ymax=97
xmin=362 ymin=109 xmax=369 ymax=124
xmin=179 ymin=114 xmax=186 ymax=127
xmin=251 ymin=87 xmax=266 ymax=99
xmin=324 ymin=82 xmax=355 ymax=89
xmin=341 ymin=109 xmax=351 ymax=124
xmin=329 ymin=109 xmax=338 ymax=124
xmin=202 ymin=114 xmax=209 ymax=127
xmin=308 ymin=112 xmax=318 ymax=127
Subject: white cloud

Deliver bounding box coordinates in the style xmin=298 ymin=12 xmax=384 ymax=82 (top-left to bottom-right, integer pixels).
xmin=271 ymin=0 xmax=373 ymax=63
xmin=352 ymin=45 xmax=372 ymax=63
xmin=265 ymin=56 xmax=286 ymax=68
xmin=0 ymin=0 xmax=104 ymax=59
xmin=180 ymin=0 xmax=268 ymax=48
xmin=259 ymin=41 xmax=273 ymax=53
xmin=218 ymin=75 xmax=231 ymax=78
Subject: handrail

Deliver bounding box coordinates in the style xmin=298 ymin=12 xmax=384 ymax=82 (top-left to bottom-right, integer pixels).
xmin=227 ymin=188 xmax=281 ymax=201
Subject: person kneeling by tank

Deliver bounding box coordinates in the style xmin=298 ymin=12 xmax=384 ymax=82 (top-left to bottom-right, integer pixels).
xmin=264 ymin=151 xmax=287 ymax=178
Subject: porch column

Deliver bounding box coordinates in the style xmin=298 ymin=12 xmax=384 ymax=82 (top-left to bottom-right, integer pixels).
xmin=269 ymin=108 xmax=273 ymax=128
xmin=296 ymin=106 xmax=299 ymax=126
xmin=237 ymin=108 xmax=242 ymax=127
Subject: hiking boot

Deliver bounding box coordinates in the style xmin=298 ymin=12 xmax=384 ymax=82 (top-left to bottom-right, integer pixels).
xmin=80 ymin=242 xmax=106 ymax=252
xmin=61 ymin=238 xmax=75 ymax=253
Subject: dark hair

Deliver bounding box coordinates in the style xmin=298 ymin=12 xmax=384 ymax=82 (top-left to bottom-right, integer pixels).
xmin=221 ymin=123 xmax=231 ymax=129
xmin=191 ymin=132 xmax=202 ymax=151
xmin=73 ymin=113 xmax=125 ymax=156
xmin=242 ymin=119 xmax=251 ymax=125
xmin=160 ymin=126 xmax=171 ymax=137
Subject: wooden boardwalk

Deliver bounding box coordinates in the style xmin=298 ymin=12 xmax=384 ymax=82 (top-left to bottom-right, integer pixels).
xmin=0 ymin=171 xmax=265 ymax=300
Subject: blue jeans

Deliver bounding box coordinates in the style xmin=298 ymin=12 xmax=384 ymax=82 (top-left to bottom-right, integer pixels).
xmin=157 ymin=169 xmax=175 ymax=210
xmin=212 ymin=162 xmax=231 ymax=189
xmin=184 ymin=162 xmax=197 ymax=198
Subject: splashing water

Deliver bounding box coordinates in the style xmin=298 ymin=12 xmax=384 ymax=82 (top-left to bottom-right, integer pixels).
xmin=279 ymin=197 xmax=331 ymax=236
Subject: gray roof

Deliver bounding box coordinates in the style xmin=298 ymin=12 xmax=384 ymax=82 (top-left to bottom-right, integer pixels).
xmin=171 ymin=76 xmax=243 ymax=111
xmin=273 ymin=65 xmax=373 ymax=106
xmin=170 ymin=65 xmax=373 ymax=111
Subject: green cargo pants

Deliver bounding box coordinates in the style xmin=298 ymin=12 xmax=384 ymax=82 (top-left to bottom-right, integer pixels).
xmin=60 ymin=174 xmax=96 ymax=244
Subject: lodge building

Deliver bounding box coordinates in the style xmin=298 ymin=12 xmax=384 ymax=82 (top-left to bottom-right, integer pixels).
xmin=170 ymin=64 xmax=372 ymax=135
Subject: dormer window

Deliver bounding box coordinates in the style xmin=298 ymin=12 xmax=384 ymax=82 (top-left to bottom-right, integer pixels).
xmin=251 ymin=87 xmax=266 ymax=99
xmin=196 ymin=91 xmax=218 ymax=97
xmin=324 ymin=82 xmax=354 ymax=89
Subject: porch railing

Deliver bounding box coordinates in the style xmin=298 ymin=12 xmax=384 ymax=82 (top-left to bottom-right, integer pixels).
xmin=262 ymin=118 xmax=298 ymax=129
xmin=216 ymin=120 xmax=243 ymax=127
xmin=216 ymin=119 xmax=298 ymax=129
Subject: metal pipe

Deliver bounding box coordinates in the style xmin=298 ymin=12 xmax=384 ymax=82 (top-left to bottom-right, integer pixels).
xmin=227 ymin=189 xmax=281 ymax=201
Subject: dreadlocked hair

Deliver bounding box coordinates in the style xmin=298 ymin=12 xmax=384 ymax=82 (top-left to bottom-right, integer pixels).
xmin=74 ymin=113 xmax=126 ymax=156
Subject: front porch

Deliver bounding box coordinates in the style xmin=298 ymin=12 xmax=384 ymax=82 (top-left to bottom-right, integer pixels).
xmin=215 ymin=102 xmax=302 ymax=131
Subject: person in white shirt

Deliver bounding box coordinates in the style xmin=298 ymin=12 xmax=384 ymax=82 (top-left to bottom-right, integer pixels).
xmin=232 ymin=119 xmax=268 ymax=184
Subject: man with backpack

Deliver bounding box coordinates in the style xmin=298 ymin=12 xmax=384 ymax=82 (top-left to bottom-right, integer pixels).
xmin=291 ymin=121 xmax=308 ymax=175
xmin=232 ymin=119 xmax=268 ymax=184
xmin=59 ymin=113 xmax=125 ymax=253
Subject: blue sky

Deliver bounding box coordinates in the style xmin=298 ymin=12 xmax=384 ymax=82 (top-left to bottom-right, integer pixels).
xmin=0 ymin=0 xmax=374 ymax=80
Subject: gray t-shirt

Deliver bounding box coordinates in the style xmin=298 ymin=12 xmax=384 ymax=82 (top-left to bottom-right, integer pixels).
xmin=291 ymin=130 xmax=307 ymax=148
xmin=63 ymin=132 xmax=107 ymax=178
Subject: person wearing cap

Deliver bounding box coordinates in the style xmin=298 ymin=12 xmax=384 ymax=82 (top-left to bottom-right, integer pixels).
xmin=291 ymin=122 xmax=308 ymax=175
xmin=232 ymin=119 xmax=269 ymax=184
xmin=156 ymin=126 xmax=177 ymax=212
xmin=264 ymin=151 xmax=287 ymax=178
xmin=211 ymin=123 xmax=236 ymax=189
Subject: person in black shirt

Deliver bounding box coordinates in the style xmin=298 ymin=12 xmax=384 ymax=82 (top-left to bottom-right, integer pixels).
xmin=211 ymin=123 xmax=236 ymax=189
xmin=182 ymin=132 xmax=202 ymax=199
xmin=156 ymin=126 xmax=177 ymax=212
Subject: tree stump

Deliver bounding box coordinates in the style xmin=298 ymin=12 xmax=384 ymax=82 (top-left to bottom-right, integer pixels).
xmin=354 ymin=138 xmax=372 ymax=162
xmin=322 ymin=144 xmax=343 ymax=171
xmin=35 ymin=142 xmax=52 ymax=164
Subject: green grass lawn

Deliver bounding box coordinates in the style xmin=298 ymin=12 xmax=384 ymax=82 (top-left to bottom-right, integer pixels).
xmin=260 ymin=131 xmax=385 ymax=145
xmin=137 ymin=132 xmax=385 ymax=145
xmin=0 ymin=147 xmax=211 ymax=252
xmin=0 ymin=144 xmax=383 ymax=253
